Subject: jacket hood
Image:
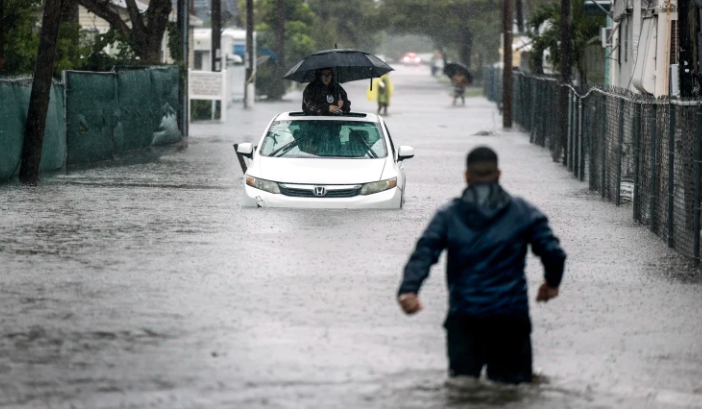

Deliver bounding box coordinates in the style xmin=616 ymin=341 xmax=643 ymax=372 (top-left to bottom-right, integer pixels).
xmin=457 ymin=182 xmax=512 ymax=229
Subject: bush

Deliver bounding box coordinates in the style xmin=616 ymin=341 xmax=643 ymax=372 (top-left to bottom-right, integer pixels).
xmin=190 ymin=100 xmax=221 ymax=121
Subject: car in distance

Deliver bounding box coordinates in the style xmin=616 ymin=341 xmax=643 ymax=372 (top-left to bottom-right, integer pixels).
xmin=401 ymin=52 xmax=422 ymax=65
xmin=236 ymin=112 xmax=414 ymax=209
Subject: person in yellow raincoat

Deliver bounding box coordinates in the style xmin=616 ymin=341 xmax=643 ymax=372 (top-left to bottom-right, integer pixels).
xmin=367 ymin=73 xmax=394 ymax=115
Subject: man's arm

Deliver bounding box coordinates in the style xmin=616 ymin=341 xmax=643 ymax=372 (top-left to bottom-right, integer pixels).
xmin=398 ymin=208 xmax=449 ymax=297
xmin=529 ymin=208 xmax=567 ymax=299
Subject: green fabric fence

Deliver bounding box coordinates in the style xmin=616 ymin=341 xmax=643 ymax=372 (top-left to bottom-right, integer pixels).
xmin=0 ymin=66 xmax=181 ymax=183
xmin=0 ymin=78 xmax=67 ymax=182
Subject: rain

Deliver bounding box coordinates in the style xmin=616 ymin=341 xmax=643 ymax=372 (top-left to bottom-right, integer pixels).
xmin=1 ymin=0 xmax=702 ymax=408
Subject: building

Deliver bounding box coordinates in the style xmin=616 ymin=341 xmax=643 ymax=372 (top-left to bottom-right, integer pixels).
xmin=607 ymin=0 xmax=678 ymax=96
xmin=79 ymin=0 xmax=203 ymax=67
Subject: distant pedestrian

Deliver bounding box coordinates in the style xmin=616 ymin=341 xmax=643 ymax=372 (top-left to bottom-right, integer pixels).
xmin=397 ymin=146 xmax=566 ymax=385
xmin=302 ymin=68 xmax=351 ymax=115
xmin=368 ymin=73 xmax=393 ymax=115
xmin=451 ymin=72 xmax=469 ymax=106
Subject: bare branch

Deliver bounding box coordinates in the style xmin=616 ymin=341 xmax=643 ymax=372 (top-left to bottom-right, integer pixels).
xmin=76 ymin=0 xmax=130 ymax=37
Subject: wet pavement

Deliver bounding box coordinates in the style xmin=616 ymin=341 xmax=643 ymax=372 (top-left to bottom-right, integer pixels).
xmin=1 ymin=65 xmax=702 ymax=408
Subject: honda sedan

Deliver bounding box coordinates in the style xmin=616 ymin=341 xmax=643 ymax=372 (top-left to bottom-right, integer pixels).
xmin=236 ymin=112 xmax=414 ymax=209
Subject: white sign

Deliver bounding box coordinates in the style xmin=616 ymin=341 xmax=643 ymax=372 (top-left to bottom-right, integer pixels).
xmin=188 ymin=69 xmax=228 ymax=122
xmin=190 ymin=71 xmax=224 ymax=99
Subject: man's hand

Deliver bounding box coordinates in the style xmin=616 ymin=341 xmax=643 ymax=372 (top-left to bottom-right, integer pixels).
xmin=328 ymin=105 xmax=342 ymax=114
xmin=398 ymin=293 xmax=423 ymax=315
xmin=536 ymin=282 xmax=559 ymax=302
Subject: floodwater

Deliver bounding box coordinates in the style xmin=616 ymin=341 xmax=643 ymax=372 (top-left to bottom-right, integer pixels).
xmin=1 ymin=65 xmax=701 ymax=408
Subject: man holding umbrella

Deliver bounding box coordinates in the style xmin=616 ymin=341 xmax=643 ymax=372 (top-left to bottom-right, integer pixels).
xmin=302 ymin=68 xmax=351 ymax=115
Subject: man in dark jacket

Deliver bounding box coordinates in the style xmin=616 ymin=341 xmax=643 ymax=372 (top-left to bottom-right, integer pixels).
xmin=302 ymin=68 xmax=351 ymax=115
xmin=397 ymin=146 xmax=566 ymax=385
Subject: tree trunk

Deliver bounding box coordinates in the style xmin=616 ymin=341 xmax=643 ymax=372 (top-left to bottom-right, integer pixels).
xmin=20 ymin=0 xmax=64 ymax=184
xmin=60 ymin=0 xmax=79 ymax=23
xmin=458 ymin=29 xmax=473 ymax=68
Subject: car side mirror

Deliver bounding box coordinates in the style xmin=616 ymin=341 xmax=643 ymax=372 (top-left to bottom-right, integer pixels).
xmin=398 ymin=146 xmax=414 ymax=161
xmin=235 ymin=143 xmax=254 ymax=159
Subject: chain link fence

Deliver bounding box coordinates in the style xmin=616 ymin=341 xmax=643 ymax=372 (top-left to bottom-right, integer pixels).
xmin=488 ymin=68 xmax=702 ymax=264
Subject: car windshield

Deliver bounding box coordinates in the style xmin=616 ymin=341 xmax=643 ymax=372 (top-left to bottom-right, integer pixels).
xmin=260 ymin=120 xmax=388 ymax=159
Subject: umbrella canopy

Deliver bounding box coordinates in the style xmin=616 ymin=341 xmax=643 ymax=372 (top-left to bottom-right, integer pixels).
xmin=443 ymin=62 xmax=471 ymax=79
xmin=283 ymin=49 xmax=394 ymax=83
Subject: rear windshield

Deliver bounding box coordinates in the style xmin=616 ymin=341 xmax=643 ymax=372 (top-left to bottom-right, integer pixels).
xmin=260 ymin=120 xmax=387 ymax=159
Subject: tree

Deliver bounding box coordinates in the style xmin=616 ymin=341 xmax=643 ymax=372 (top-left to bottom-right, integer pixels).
xmin=0 ymin=0 xmax=87 ymax=76
xmin=380 ymin=0 xmax=501 ymax=69
xmin=527 ymin=0 xmax=604 ymax=84
xmin=76 ymin=0 xmax=173 ymax=64
xmin=239 ymin=0 xmax=316 ymax=99
xmin=306 ymin=0 xmax=381 ymax=51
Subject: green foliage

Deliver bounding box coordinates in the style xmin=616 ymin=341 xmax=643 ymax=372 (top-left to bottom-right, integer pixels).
xmin=306 ymin=0 xmax=381 ymax=51
xmin=1 ymin=0 xmax=42 ymax=76
xmin=80 ymin=29 xmax=140 ymax=72
xmin=527 ymin=0 xmax=605 ymax=82
xmin=379 ymin=0 xmax=500 ymax=68
xmin=0 ymin=0 xmax=94 ymax=76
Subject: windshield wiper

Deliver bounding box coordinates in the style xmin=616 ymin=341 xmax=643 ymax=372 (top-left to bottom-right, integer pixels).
xmin=269 ymin=133 xmax=317 ymax=157
xmin=358 ymin=138 xmax=378 ymax=159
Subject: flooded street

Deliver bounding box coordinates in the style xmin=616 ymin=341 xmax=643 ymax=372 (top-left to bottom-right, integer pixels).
xmin=1 ymin=65 xmax=702 ymax=408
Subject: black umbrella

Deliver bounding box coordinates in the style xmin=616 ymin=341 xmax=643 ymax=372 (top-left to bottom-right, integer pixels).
xmin=283 ymin=49 xmax=393 ymax=83
xmin=443 ymin=62 xmax=472 ymax=80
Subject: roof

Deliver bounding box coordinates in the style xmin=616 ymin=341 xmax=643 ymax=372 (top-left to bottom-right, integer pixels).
xmin=274 ymin=112 xmax=380 ymax=122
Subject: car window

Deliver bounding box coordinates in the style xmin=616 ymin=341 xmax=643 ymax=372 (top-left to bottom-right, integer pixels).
xmin=260 ymin=120 xmax=388 ymax=159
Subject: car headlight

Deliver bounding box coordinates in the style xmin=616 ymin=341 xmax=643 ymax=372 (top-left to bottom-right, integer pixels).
xmin=246 ymin=175 xmax=280 ymax=194
xmin=361 ymin=177 xmax=397 ymax=195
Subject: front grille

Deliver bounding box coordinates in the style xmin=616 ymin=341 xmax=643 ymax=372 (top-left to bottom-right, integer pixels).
xmin=279 ymin=185 xmax=361 ymax=198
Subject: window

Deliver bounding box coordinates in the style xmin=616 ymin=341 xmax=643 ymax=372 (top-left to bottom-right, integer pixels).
xmin=260 ymin=120 xmax=388 ymax=159
xmin=383 ymin=124 xmax=396 ymax=157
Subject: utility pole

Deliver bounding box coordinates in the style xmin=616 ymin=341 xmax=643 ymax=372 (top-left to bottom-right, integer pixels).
xmin=502 ymin=0 xmax=513 ymax=128
xmin=177 ymin=0 xmax=190 ymax=136
xmin=244 ymin=0 xmax=254 ymax=108
xmin=678 ymin=0 xmax=692 ymax=97
xmin=516 ymin=0 xmax=524 ymax=34
xmin=0 ymin=0 xmax=4 ymax=74
xmin=556 ymin=0 xmax=572 ymax=163
xmin=274 ymin=0 xmax=286 ymax=99
xmin=211 ymin=0 xmax=221 ymax=72
xmin=20 ymin=0 xmax=64 ymax=184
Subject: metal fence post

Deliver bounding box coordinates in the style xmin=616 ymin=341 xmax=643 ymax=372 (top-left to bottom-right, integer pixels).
xmin=530 ymin=79 xmax=537 ymax=135
xmin=578 ymin=98 xmax=584 ymax=180
xmin=633 ymin=103 xmax=642 ymax=221
xmin=694 ymin=105 xmax=702 ymax=265
xmin=601 ymin=96 xmax=607 ymax=198
xmin=567 ymin=92 xmax=573 ymax=170
xmin=650 ymin=104 xmax=658 ymax=232
xmin=668 ymin=105 xmax=676 ymax=248
xmin=616 ymin=99 xmax=625 ymax=206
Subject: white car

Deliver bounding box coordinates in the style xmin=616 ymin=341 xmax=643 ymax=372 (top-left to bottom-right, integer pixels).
xmin=236 ymin=112 xmax=414 ymax=209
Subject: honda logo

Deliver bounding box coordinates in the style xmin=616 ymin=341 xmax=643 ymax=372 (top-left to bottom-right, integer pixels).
xmin=313 ymin=186 xmax=327 ymax=197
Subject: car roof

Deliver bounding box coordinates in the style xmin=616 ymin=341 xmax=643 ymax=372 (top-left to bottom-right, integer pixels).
xmin=274 ymin=112 xmax=382 ymax=123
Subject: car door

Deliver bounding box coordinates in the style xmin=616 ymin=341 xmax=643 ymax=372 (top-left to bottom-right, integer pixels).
xmin=381 ymin=119 xmax=406 ymax=192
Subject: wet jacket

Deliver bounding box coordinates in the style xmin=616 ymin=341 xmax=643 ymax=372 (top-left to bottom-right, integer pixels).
xmin=398 ymin=182 xmax=566 ymax=318
xmin=302 ymin=80 xmax=351 ymax=115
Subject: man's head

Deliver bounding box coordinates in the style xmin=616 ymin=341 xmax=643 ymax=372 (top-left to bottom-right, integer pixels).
xmin=465 ymin=146 xmax=500 ymax=184
xmin=318 ymin=68 xmax=334 ymax=85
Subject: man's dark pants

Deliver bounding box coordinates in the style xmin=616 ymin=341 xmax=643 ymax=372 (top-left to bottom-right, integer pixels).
xmin=444 ymin=313 xmax=533 ymax=384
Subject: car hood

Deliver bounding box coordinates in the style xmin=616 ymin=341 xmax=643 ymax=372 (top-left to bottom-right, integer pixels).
xmin=254 ymin=157 xmax=387 ymax=184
